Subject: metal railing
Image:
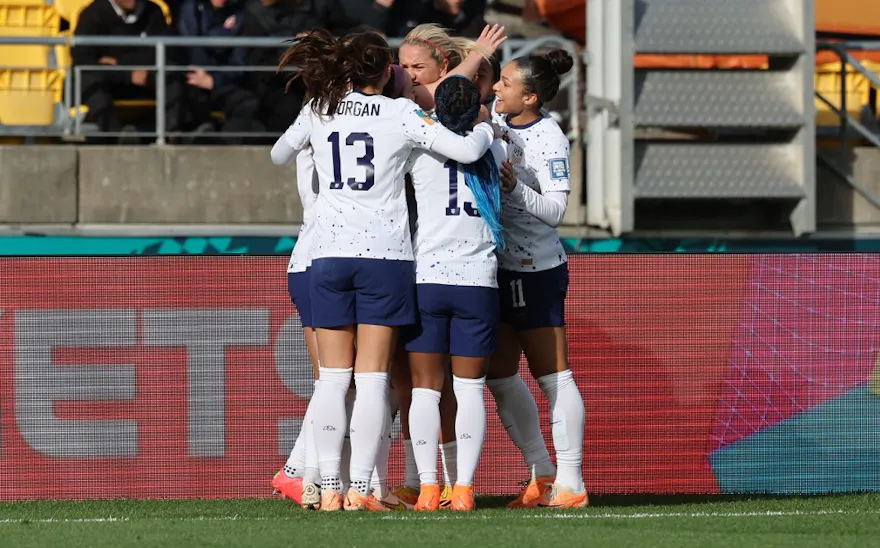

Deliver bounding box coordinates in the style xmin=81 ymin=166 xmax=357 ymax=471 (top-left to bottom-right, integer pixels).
xmin=815 ymin=40 xmax=880 ymax=209
xmin=0 ymin=35 xmax=581 ymax=145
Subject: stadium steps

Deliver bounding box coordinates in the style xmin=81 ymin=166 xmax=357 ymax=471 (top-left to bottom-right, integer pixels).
xmin=634 ymin=143 xmax=805 ymax=200
xmin=623 ymin=0 xmax=814 ymax=234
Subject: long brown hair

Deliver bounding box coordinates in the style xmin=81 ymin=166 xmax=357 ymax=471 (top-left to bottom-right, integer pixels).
xmin=277 ymin=29 xmax=393 ymax=116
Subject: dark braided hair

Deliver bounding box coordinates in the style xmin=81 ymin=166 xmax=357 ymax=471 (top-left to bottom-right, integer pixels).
xmin=434 ymin=76 xmax=505 ymax=252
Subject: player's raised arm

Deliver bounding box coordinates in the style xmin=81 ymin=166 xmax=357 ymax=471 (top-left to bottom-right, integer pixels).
xmin=401 ymin=102 xmax=493 ymax=164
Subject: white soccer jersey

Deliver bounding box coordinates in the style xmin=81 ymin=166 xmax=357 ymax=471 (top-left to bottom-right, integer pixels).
xmin=406 ymin=139 xmax=507 ymax=288
xmin=281 ymin=92 xmax=493 ymax=262
xmin=496 ymin=115 xmax=571 ymax=272
xmin=287 ymin=148 xmax=319 ymax=274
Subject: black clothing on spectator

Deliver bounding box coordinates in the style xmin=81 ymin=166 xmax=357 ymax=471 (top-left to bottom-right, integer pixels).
xmin=241 ymin=0 xmax=352 ymax=134
xmin=178 ymin=0 xmax=265 ymax=142
xmin=340 ymin=0 xmax=487 ymax=38
xmin=73 ymin=0 xmax=184 ymax=135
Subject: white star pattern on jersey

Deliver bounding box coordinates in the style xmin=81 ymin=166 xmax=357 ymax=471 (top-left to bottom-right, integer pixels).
xmin=287 ymin=148 xmax=318 ymax=273
xmin=496 ymin=115 xmax=570 ymax=272
xmin=281 ymin=91 xmax=493 ymax=262
xmin=406 ymin=138 xmax=507 ymax=288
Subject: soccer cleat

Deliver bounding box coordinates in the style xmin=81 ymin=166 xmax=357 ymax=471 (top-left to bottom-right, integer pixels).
xmin=448 ymin=484 xmax=476 ymax=512
xmin=414 ymin=484 xmax=441 ymax=512
xmin=536 ymin=484 xmax=589 ymax=509
xmin=391 ymin=485 xmax=419 ymax=508
xmin=439 ymin=484 xmax=453 ymax=509
xmin=373 ymin=488 xmax=413 ymax=510
xmin=272 ymin=471 xmax=304 ymax=505
xmin=343 ymin=488 xmax=391 ymax=512
xmin=301 ymin=482 xmax=321 ymax=510
xmin=319 ymin=489 xmax=344 ymax=512
xmin=507 ymin=475 xmax=555 ymax=509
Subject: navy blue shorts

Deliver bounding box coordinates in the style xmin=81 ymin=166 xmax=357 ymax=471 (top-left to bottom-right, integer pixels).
xmin=309 ymin=257 xmax=417 ymax=328
xmin=497 ymin=263 xmax=568 ymax=330
xmin=287 ymin=270 xmax=313 ymax=327
xmin=404 ymin=284 xmax=500 ymax=358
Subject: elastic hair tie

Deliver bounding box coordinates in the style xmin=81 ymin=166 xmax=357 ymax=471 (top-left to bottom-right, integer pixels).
xmin=415 ymin=36 xmax=450 ymax=65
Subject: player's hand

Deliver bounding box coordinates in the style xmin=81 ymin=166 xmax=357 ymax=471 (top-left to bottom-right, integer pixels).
xmin=475 ymin=105 xmax=490 ymax=126
xmin=476 ymin=24 xmax=507 ymax=54
xmin=500 ymin=160 xmax=516 ymax=193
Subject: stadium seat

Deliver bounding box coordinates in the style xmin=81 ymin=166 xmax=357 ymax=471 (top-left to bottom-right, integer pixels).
xmin=814 ymin=61 xmax=879 ymax=128
xmin=0 ymin=68 xmax=62 ymax=125
xmin=0 ymin=0 xmax=60 ymax=68
xmin=0 ymin=0 xmax=64 ymax=128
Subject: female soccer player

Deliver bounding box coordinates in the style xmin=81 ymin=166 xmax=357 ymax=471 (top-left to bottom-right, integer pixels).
xmin=391 ymin=23 xmax=507 ymax=509
xmin=488 ymin=49 xmax=589 ymax=509
xmin=272 ymin=64 xmax=415 ymax=511
xmin=271 ymin=29 xmax=494 ymax=512
xmin=271 ymin=146 xmax=321 ymax=508
xmin=404 ymin=76 xmax=506 ymax=512
xmin=400 ymin=23 xmax=505 ymax=110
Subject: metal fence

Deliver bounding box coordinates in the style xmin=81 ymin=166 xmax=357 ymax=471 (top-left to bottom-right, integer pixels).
xmin=0 ymin=35 xmax=581 ymax=145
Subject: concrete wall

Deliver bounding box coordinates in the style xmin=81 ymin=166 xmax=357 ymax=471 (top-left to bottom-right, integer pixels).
xmin=0 ymin=147 xmax=78 ymax=224
xmin=3 ymin=144 xmax=880 ymax=231
xmin=817 ymin=147 xmax=880 ymax=228
xmin=0 ymin=146 xmax=302 ymax=226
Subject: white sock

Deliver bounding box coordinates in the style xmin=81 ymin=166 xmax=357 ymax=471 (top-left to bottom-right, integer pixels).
xmin=452 ymin=375 xmax=486 ymax=487
xmin=313 ymin=367 xmax=352 ymax=493
xmin=403 ymin=439 xmax=420 ymax=490
xmin=538 ymin=370 xmax=585 ymax=493
xmin=340 ymin=388 xmax=356 ymax=492
xmin=284 ymin=426 xmax=306 ymax=478
xmin=487 ymin=374 xmax=556 ymax=479
xmin=349 ymin=372 xmax=389 ymax=496
xmin=371 ymin=397 xmax=394 ymax=494
xmin=440 ymin=441 xmax=457 ymax=486
xmin=409 ymin=388 xmax=441 ymax=485
xmin=303 ymin=383 xmax=320 ymax=485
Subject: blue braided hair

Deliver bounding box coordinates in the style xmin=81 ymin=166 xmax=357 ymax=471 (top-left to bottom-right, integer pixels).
xmin=433 ymin=76 xmax=506 ymax=252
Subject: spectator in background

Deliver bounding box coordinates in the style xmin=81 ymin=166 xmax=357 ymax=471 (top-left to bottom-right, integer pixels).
xmin=178 ymin=0 xmax=266 ymax=142
xmin=241 ymin=0 xmax=352 ymax=133
xmin=340 ymin=0 xmax=487 ymax=38
xmin=73 ymin=0 xmax=184 ymax=139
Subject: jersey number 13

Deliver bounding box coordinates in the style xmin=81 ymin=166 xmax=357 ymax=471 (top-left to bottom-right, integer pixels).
xmin=328 ymin=132 xmax=374 ymax=191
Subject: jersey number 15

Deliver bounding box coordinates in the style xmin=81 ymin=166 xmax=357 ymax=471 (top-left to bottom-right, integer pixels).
xmin=328 ymin=132 xmax=374 ymax=191
xmin=444 ymin=160 xmax=480 ymax=218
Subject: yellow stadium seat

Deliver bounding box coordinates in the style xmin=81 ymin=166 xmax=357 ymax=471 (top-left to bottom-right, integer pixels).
xmin=814 ymin=61 xmax=880 ymax=127
xmin=0 ymin=0 xmax=59 ymax=68
xmin=0 ymin=68 xmax=63 ymax=125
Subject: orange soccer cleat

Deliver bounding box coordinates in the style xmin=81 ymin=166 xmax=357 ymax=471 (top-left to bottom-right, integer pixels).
xmin=319 ymin=489 xmax=344 ymax=512
xmin=508 ymin=475 xmax=555 ymax=508
xmin=536 ymin=484 xmax=589 ymax=509
xmin=448 ymin=484 xmax=476 ymax=511
xmin=413 ymin=484 xmax=441 ymax=512
xmin=272 ymin=471 xmax=304 ymax=505
xmin=390 ymin=486 xmax=419 ymax=509
xmin=344 ymin=488 xmax=392 ymax=512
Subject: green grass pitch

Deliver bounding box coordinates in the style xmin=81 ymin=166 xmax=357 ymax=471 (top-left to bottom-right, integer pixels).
xmin=1 ymin=495 xmax=878 ymax=547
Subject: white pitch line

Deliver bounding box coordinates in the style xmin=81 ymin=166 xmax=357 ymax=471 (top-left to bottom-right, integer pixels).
xmin=0 ymin=516 xmax=280 ymax=525
xmin=0 ymin=508 xmax=876 ymax=525
xmin=380 ymin=508 xmax=880 ymax=521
